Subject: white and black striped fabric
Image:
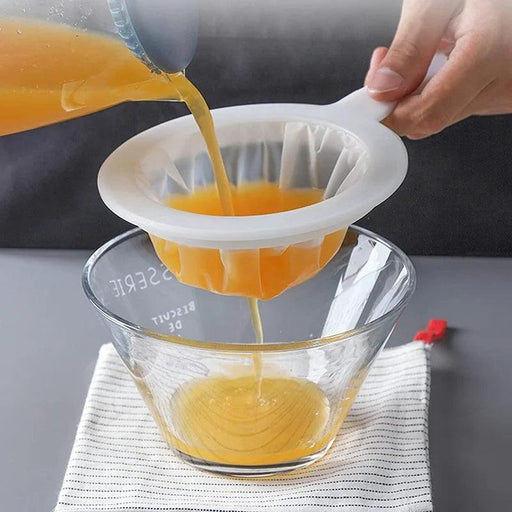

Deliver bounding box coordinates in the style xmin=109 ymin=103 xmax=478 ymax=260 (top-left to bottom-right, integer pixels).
xmin=56 ymin=342 xmax=432 ymax=512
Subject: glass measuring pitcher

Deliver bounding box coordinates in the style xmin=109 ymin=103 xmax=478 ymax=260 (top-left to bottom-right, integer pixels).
xmin=0 ymin=0 xmax=198 ymax=135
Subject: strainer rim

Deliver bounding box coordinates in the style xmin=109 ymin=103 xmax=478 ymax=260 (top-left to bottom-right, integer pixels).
xmin=97 ymin=105 xmax=408 ymax=249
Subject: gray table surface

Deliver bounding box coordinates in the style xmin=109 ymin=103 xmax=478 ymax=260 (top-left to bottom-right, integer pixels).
xmin=1 ymin=250 xmax=511 ymax=511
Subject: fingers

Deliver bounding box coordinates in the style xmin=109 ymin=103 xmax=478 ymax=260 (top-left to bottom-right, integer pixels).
xmin=366 ymin=0 xmax=462 ymax=102
xmin=453 ymin=79 xmax=512 ymax=120
xmin=383 ymin=34 xmax=495 ymax=138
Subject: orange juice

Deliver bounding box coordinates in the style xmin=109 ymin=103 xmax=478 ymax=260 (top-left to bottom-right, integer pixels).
xmin=164 ymin=375 xmax=362 ymax=466
xmin=150 ymin=182 xmax=345 ymax=300
xmin=0 ymin=17 xmax=180 ymax=135
xmin=169 ymin=73 xmax=234 ymax=215
xmin=168 ymin=376 xmax=330 ymax=466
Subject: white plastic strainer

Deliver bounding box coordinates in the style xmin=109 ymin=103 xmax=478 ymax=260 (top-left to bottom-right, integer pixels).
xmin=99 ymin=55 xmax=445 ymax=249
xmin=98 ymin=55 xmax=445 ymax=298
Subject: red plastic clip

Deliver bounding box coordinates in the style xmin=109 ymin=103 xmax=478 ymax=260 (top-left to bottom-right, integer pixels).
xmin=414 ymin=319 xmax=447 ymax=344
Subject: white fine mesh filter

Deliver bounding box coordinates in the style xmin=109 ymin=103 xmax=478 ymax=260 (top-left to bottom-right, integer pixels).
xmin=135 ymin=119 xmax=373 ymax=298
xmin=140 ymin=120 xmax=366 ymax=203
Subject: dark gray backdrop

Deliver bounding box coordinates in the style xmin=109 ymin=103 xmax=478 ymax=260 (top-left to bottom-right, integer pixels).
xmin=1 ymin=0 xmax=511 ymax=254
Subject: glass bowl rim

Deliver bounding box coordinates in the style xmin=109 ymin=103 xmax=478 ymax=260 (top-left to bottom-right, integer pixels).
xmin=82 ymin=226 xmax=416 ymax=353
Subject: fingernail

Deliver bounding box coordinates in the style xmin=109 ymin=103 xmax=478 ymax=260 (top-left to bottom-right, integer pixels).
xmin=367 ymin=67 xmax=404 ymax=93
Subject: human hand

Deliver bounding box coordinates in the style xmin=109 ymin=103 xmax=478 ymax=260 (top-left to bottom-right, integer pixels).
xmin=365 ymin=0 xmax=512 ymax=139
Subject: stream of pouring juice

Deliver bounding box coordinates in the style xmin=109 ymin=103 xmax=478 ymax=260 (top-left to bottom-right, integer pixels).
xmin=1 ymin=17 xmax=335 ymax=466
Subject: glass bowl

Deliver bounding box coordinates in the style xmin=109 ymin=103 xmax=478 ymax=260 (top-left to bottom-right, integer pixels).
xmin=82 ymin=226 xmax=415 ymax=476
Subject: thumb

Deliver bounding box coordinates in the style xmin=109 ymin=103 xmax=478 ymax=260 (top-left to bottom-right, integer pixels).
xmin=367 ymin=0 xmax=460 ymax=101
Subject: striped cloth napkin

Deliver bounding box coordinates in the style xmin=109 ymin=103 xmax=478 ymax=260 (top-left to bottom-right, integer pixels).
xmin=56 ymin=341 xmax=433 ymax=512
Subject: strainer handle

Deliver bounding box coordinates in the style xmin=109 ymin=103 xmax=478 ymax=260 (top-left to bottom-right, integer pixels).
xmin=331 ymin=53 xmax=447 ymax=122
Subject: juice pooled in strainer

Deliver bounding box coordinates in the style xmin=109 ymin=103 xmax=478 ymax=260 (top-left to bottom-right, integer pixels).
xmin=150 ymin=183 xmax=345 ymax=300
